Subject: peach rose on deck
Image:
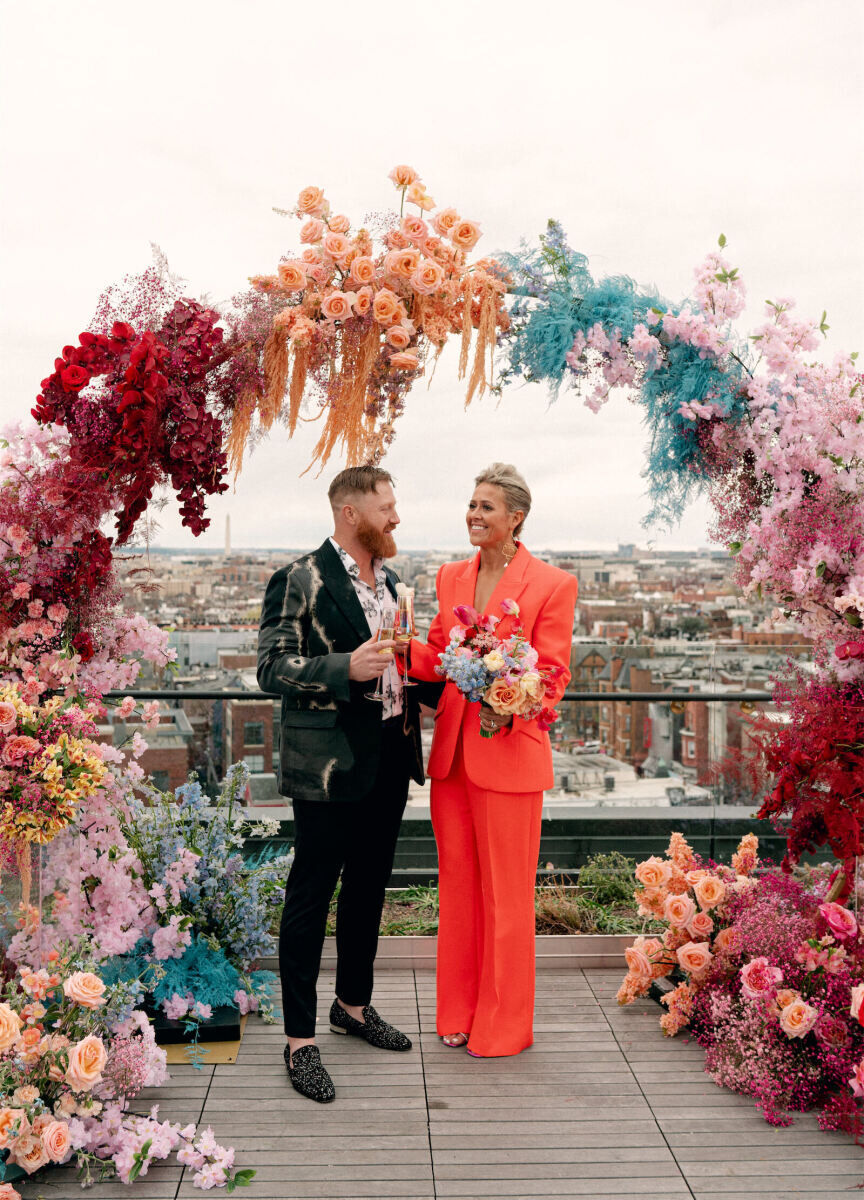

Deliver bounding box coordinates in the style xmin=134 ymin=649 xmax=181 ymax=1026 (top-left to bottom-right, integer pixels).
xmin=349 ymin=256 xmax=376 ymax=287
xmin=485 ymin=676 xmax=527 ymax=717
xmin=373 ymin=289 xmax=401 ymax=325
xmin=450 ymin=219 xmax=482 ymax=251
xmin=297 ymin=186 xmax=327 ymax=216
xmin=410 ymin=261 xmax=445 ymax=295
xmin=320 ymin=291 xmax=355 ymax=323
xmin=0 ymin=1183 xmax=22 ymax=1200
xmin=277 ymin=260 xmax=307 ymax=291
xmin=694 ymin=875 xmax=726 ymax=910
xmin=299 ymin=218 xmax=325 ymax=244
xmin=62 ymin=972 xmax=106 ymax=1009
xmin=389 ymin=351 xmax=420 ymax=372
xmin=386 ymin=325 xmax=412 ymax=350
xmin=9 ymin=1134 xmax=48 ymax=1174
xmin=41 ymin=1120 xmax=71 ymax=1164
xmin=388 ymin=164 xmax=419 ymax=189
xmin=0 ymin=1004 xmax=23 ymax=1053
xmin=624 ymin=942 xmax=651 ymax=983
xmin=663 ymin=893 xmax=696 ymax=929
xmin=676 ymin=940 xmax=713 ymax=978
xmin=635 ymin=856 xmax=672 ymax=890
xmin=779 ymin=998 xmax=818 ymax=1039
xmin=65 ymin=1034 xmax=107 ymax=1092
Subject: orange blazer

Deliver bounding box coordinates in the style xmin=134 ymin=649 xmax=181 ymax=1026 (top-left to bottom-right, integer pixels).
xmin=410 ymin=544 xmax=578 ymax=792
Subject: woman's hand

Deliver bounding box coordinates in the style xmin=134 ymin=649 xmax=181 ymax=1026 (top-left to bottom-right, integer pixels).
xmin=479 ymin=703 xmax=513 ymax=734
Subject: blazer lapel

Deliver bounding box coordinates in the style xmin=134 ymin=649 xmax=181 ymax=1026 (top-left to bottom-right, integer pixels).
xmin=315 ymin=540 xmax=372 ymax=643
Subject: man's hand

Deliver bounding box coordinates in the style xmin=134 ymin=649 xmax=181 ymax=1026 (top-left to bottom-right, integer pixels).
xmin=349 ymin=634 xmax=398 ymax=681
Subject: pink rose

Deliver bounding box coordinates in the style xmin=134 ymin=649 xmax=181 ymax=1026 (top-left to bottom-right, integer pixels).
xmin=349 ymin=256 xmax=376 ymax=286
xmin=0 ymin=1183 xmax=22 ymax=1200
xmin=851 ymin=983 xmax=864 ymax=1024
xmin=299 ymin=218 xmax=325 ymax=244
xmin=820 ymin=901 xmax=859 ymax=941
xmin=1 ymin=735 xmax=40 ymax=767
xmin=65 ymin=1034 xmax=107 ymax=1092
xmin=635 ymin=857 xmax=673 ymax=889
xmin=779 ymin=998 xmax=818 ymax=1039
xmin=663 ymin=893 xmax=696 ymax=929
xmin=0 ymin=702 xmax=17 ymax=734
xmin=41 ymin=1120 xmax=70 ymax=1163
xmin=388 ymin=164 xmax=419 ymax=189
xmin=740 ymin=956 xmax=783 ymax=999
xmin=400 ymin=215 xmax=428 ymax=244
xmin=676 ymin=941 xmax=713 ymax=977
xmin=328 ymin=214 xmax=351 ymax=234
xmin=851 ymin=1060 xmax=864 ymax=1098
xmin=687 ymin=910 xmax=715 ymax=939
xmin=694 ymin=875 xmax=726 ymax=910
xmin=277 ymin=260 xmax=307 ymax=291
xmin=320 ymin=291 xmax=354 ymax=323
xmin=63 ymin=971 xmax=106 ymax=1009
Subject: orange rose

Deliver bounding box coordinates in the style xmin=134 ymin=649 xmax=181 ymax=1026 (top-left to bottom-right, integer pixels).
xmin=405 ymin=181 xmax=434 ymax=211
xmin=389 ymin=351 xmax=420 ymax=372
xmin=0 ymin=1004 xmax=23 ymax=1053
xmin=624 ymin=942 xmax=651 ymax=982
xmin=65 ymin=1034 xmax=107 ymax=1092
xmin=62 ymin=972 xmax=106 ymax=1009
xmin=663 ymin=893 xmax=696 ymax=929
xmin=432 ymin=207 xmax=460 ymax=237
xmin=450 ymin=219 xmax=482 ymax=251
xmin=297 ymin=186 xmax=327 ymax=216
xmin=0 ymin=1108 xmax=27 ymax=1150
xmin=384 ymin=249 xmax=420 ymax=279
xmin=299 ymin=218 xmax=325 ymax=244
xmin=410 ymin=261 xmax=445 ymax=296
xmin=41 ymin=1120 xmax=70 ymax=1164
xmin=329 ymin=214 xmax=351 ymax=234
xmin=635 ymin=857 xmax=672 ymax=889
xmin=485 ymin=676 xmax=527 ymax=717
xmin=322 ymin=232 xmax=351 ymax=263
xmin=373 ymin=289 xmax=401 ymax=325
xmin=386 ymin=325 xmax=412 ymax=350
xmin=676 ymin=940 xmax=713 ymax=977
xmin=277 ymin=261 xmax=307 ymax=291
xmin=694 ymin=875 xmax=726 ymax=911
xmin=388 ymin=164 xmax=419 ymax=189
xmin=349 ymin=256 xmax=376 ymax=286
xmin=775 ymin=988 xmax=799 ymax=1011
xmin=779 ymin=998 xmax=818 ymax=1039
xmin=353 ymin=286 xmax=373 ymax=317
xmin=320 ymin=291 xmax=355 ymax=323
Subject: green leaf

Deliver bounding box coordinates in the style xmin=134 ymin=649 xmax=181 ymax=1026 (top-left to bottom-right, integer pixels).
xmin=718 ymin=233 xmax=727 ymax=248
xmin=728 ymin=541 xmax=742 ymax=555
xmin=815 ymin=561 xmax=827 ymax=577
xmin=844 ymin=610 xmax=862 ymax=628
xmin=851 ymin=351 xmax=859 ymax=361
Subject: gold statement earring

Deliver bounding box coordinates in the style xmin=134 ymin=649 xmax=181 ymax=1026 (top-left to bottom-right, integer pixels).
xmin=502 ymin=534 xmax=518 ymax=565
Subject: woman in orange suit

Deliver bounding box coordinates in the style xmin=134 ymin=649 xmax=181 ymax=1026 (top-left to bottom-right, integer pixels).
xmin=408 ymin=463 xmax=578 ymax=1057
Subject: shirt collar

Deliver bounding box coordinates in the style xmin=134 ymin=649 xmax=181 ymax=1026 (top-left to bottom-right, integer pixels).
xmin=329 ymin=537 xmax=385 ymax=582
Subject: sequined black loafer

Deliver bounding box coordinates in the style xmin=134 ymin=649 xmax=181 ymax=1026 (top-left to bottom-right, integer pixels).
xmin=329 ymin=1000 xmax=412 ymax=1051
xmin=284 ymin=1044 xmax=335 ymax=1103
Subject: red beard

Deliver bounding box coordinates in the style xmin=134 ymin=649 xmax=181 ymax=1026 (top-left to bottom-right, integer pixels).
xmin=356 ymin=517 xmax=397 ymax=559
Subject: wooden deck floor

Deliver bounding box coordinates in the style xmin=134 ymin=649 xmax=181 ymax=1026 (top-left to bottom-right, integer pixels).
xmin=18 ymin=968 xmax=864 ymax=1200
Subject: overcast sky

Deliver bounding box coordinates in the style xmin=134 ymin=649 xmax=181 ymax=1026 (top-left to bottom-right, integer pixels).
xmin=1 ymin=0 xmax=861 ymax=554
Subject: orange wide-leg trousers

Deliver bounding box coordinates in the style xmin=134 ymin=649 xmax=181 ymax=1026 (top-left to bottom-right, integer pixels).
xmin=430 ymin=736 xmax=543 ymax=1057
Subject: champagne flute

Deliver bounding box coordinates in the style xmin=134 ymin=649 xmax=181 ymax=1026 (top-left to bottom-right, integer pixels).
xmin=367 ymin=604 xmax=397 ymax=703
xmin=395 ymin=590 xmax=418 ymax=688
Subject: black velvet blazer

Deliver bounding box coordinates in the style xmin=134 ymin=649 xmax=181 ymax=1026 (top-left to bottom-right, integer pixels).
xmin=257 ymin=539 xmax=433 ymax=802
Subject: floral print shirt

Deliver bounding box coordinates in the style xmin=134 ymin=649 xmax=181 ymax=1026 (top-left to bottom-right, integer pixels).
xmin=329 ymin=538 xmax=403 ymax=719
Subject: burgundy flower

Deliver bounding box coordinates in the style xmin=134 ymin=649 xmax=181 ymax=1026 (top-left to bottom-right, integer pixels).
xmin=72 ymin=631 xmax=95 ymax=662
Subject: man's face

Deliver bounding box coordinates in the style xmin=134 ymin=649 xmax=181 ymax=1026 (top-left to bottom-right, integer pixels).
xmin=352 ymin=482 xmax=400 ymax=558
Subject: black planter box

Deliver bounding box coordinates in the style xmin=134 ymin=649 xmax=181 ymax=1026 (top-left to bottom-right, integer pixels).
xmin=148 ymin=1002 xmax=242 ymax=1044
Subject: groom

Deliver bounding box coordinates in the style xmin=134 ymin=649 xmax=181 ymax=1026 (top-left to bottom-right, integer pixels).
xmin=257 ymin=466 xmax=427 ymax=1103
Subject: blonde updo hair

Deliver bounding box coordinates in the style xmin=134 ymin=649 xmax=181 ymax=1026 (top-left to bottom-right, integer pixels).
xmin=474 ymin=463 xmax=532 ymax=537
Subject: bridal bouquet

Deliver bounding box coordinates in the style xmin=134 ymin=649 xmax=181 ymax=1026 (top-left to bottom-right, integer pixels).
xmin=436 ymin=600 xmax=563 ymax=738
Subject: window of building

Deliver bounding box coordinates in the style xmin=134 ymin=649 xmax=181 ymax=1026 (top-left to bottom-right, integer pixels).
xmin=152 ymin=771 xmax=171 ymax=791
xmin=601 ymin=705 xmax=609 ymax=721
xmin=624 ymin=714 xmax=631 ymax=732
xmin=243 ymin=722 xmax=265 ymax=746
xmin=272 ymin=750 xmax=280 ymax=771
xmin=244 ymin=754 xmax=265 ymax=773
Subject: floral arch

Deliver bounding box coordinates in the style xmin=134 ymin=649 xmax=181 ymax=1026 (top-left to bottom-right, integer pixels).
xmin=0 ymin=164 xmax=862 ymax=1184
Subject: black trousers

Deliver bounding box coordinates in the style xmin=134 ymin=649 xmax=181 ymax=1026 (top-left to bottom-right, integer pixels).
xmin=278 ymin=718 xmax=412 ymax=1037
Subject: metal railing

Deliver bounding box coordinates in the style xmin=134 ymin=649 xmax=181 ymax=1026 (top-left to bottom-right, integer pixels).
xmin=104 ymin=689 xmax=775 ymax=703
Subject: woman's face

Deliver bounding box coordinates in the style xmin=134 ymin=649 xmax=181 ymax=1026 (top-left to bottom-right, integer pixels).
xmin=466 ymin=483 xmax=521 ymax=550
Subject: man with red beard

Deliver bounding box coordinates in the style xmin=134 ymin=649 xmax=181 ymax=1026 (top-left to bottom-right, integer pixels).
xmin=258 ymin=466 xmax=429 ymax=1104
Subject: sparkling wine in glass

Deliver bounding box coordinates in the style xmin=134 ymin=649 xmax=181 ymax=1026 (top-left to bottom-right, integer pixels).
xmin=367 ymin=607 xmax=396 ymax=703
xmin=395 ymin=590 xmax=418 ymax=688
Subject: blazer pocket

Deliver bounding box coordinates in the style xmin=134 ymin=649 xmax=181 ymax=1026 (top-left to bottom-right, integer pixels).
xmin=281 ymin=709 xmax=339 ymax=728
